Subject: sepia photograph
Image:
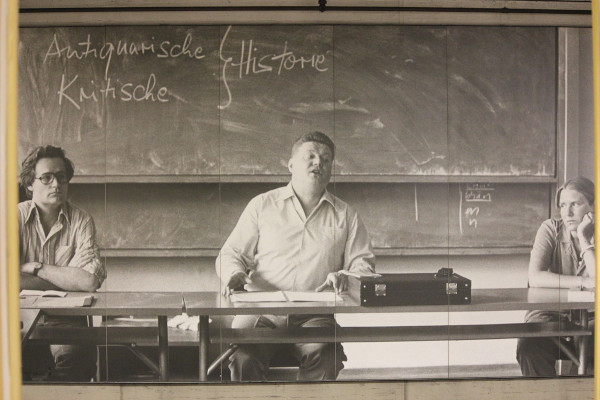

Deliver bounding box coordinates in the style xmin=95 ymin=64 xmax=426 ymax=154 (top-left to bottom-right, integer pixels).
xmin=15 ymin=20 xmax=595 ymax=386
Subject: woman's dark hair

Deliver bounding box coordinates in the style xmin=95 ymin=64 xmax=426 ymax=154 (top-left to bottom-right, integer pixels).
xmin=555 ymin=176 xmax=595 ymax=207
xmin=19 ymin=145 xmax=75 ymax=198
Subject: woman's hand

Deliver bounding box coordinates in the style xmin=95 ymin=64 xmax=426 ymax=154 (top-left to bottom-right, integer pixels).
xmin=577 ymin=211 xmax=595 ymax=244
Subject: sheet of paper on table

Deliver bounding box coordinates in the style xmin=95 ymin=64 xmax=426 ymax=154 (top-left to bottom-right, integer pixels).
xmin=284 ymin=291 xmax=340 ymax=302
xmin=230 ymin=291 xmax=288 ymax=302
xmin=230 ymin=291 xmax=340 ymax=303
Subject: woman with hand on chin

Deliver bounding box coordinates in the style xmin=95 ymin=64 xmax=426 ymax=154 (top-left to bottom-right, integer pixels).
xmin=517 ymin=176 xmax=595 ymax=376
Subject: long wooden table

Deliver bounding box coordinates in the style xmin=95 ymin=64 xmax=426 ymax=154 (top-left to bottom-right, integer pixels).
xmin=21 ymin=288 xmax=593 ymax=381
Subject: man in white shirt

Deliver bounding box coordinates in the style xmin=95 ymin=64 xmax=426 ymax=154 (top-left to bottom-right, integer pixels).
xmin=19 ymin=145 xmax=105 ymax=381
xmin=216 ymin=131 xmax=376 ymax=381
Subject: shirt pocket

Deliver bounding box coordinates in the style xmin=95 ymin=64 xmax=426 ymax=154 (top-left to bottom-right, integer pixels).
xmin=55 ymin=245 xmax=75 ymax=267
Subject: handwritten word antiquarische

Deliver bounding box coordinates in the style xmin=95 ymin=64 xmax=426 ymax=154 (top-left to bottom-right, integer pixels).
xmin=57 ymin=73 xmax=169 ymax=111
xmin=218 ymin=25 xmax=329 ymax=109
xmin=44 ymin=33 xmax=206 ymax=80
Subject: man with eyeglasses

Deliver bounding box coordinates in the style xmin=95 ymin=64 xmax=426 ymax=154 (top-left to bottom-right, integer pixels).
xmin=18 ymin=145 xmax=106 ymax=381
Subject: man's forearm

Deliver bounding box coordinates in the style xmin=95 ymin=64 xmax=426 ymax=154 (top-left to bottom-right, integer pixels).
xmin=20 ymin=272 xmax=62 ymax=291
xmin=35 ymin=264 xmax=100 ymax=292
xmin=348 ymin=262 xmax=376 ymax=275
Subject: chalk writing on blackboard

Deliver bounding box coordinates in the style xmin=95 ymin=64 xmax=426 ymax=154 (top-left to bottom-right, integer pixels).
xmin=465 ymin=183 xmax=494 ymax=202
xmin=45 ymin=32 xmax=207 ymax=110
xmin=465 ymin=207 xmax=480 ymax=229
xmin=218 ymin=25 xmax=329 ymax=109
xmin=44 ymin=32 xmax=206 ymax=78
xmin=57 ymin=73 xmax=169 ymax=110
xmin=458 ymin=184 xmax=496 ymax=234
xmin=41 ymin=26 xmax=330 ymax=112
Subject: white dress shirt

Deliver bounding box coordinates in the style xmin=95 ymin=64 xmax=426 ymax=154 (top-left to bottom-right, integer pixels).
xmin=216 ymin=183 xmax=376 ymax=291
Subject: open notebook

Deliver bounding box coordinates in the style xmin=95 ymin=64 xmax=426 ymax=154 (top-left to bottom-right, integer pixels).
xmin=20 ymin=294 xmax=95 ymax=307
xmin=34 ymin=296 xmax=95 ymax=307
xmin=230 ymin=291 xmax=340 ymax=303
xmin=19 ymin=289 xmax=67 ymax=297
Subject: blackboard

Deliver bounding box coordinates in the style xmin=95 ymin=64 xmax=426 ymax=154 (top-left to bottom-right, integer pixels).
xmin=70 ymin=183 xmax=549 ymax=251
xmin=19 ymin=28 xmax=107 ymax=175
xmin=19 ymin=25 xmax=556 ymax=177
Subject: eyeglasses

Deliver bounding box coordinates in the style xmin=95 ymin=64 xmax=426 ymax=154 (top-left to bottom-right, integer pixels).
xmin=35 ymin=172 xmax=70 ymax=185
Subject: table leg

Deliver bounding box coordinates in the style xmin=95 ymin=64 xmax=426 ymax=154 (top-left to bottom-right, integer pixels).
xmin=578 ymin=309 xmax=589 ymax=375
xmin=199 ymin=315 xmax=209 ymax=381
xmin=158 ymin=316 xmax=169 ymax=381
xmin=21 ymin=310 xmax=44 ymax=346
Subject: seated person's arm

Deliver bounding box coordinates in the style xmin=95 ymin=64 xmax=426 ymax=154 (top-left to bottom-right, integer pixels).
xmin=20 ymin=215 xmax=105 ymax=292
xmin=344 ymin=212 xmax=376 ymax=276
xmin=528 ymin=221 xmax=594 ymax=289
xmin=20 ymin=269 xmax=62 ymax=291
xmin=216 ymin=198 xmax=260 ymax=295
xmin=577 ymin=211 xmax=595 ymax=279
xmin=317 ymin=211 xmax=376 ymax=294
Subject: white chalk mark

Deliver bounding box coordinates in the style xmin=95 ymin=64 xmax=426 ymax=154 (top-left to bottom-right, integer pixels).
xmin=365 ymin=117 xmax=385 ymax=129
xmin=453 ymin=74 xmax=497 ymax=115
xmin=388 ymin=131 xmax=445 ymax=167
xmin=149 ymin=151 xmax=165 ymax=170
xmin=458 ymin=184 xmax=463 ymax=235
xmin=167 ymin=91 xmax=189 ymax=104
xmin=414 ymin=184 xmax=419 ymax=222
xmin=289 ymin=101 xmax=369 ymax=114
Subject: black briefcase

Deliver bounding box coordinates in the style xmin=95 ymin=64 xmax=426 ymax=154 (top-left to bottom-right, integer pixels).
xmin=348 ymin=268 xmax=471 ymax=306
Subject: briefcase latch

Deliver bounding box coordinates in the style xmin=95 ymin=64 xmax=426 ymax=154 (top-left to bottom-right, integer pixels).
xmin=446 ymin=282 xmax=458 ymax=295
xmin=374 ymin=284 xmax=387 ymax=297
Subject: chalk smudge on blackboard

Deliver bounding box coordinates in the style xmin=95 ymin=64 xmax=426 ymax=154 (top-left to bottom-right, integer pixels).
xmin=365 ymin=118 xmax=385 ymax=129
xmin=289 ymin=101 xmax=369 ymax=114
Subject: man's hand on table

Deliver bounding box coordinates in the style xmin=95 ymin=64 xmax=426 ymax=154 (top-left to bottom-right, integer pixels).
xmin=221 ymin=271 xmax=252 ymax=296
xmin=316 ymin=271 xmax=348 ymax=294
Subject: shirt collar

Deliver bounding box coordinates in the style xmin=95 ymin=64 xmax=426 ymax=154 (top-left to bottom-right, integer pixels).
xmin=58 ymin=203 xmax=71 ymax=225
xmin=25 ymin=201 xmax=70 ymax=225
xmin=282 ymin=182 xmax=338 ymax=211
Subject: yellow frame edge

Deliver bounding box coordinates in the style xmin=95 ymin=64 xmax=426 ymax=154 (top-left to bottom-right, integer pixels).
xmin=594 ymin=0 xmax=600 ymax=399
xmin=2 ymin=4 xmax=598 ymax=400
xmin=6 ymin=0 xmax=21 ymax=399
